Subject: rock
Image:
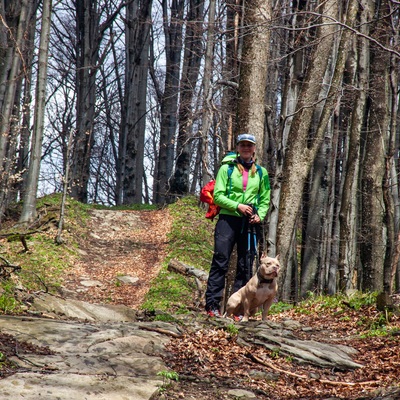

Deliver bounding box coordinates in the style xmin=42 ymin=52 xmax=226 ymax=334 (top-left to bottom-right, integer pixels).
xmin=282 ymin=319 xmax=302 ymax=330
xmin=80 ymin=279 xmax=103 ymax=287
xmin=227 ymin=388 xmax=257 ymax=398
xmin=248 ymin=369 xmax=279 ymax=381
xmin=242 ymin=324 xmax=363 ymax=370
xmin=77 ymin=248 xmax=88 ymax=256
xmin=0 ymin=291 xmax=367 ymax=399
xmin=0 ymin=315 xmax=169 ymax=400
xmin=29 ymin=292 xmax=138 ymax=322
xmin=116 ymin=275 xmax=140 ymax=285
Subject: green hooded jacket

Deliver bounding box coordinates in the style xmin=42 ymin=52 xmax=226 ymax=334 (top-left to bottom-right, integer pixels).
xmin=213 ymin=155 xmax=271 ymax=221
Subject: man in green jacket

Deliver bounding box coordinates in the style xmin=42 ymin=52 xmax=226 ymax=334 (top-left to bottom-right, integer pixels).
xmin=205 ymin=133 xmax=271 ymax=318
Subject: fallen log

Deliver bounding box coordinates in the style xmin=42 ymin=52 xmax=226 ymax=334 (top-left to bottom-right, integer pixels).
xmin=167 ymin=259 xmax=208 ymax=282
xmin=168 ymin=259 xmax=208 ymax=307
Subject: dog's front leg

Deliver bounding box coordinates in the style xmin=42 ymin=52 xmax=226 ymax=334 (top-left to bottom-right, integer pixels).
xmin=261 ymin=297 xmax=274 ymax=320
xmin=241 ymin=298 xmax=251 ymax=322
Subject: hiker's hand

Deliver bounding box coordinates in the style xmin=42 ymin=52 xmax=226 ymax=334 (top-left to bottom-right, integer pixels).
xmin=249 ymin=214 xmax=260 ymax=224
xmin=238 ymin=204 xmax=253 ymax=216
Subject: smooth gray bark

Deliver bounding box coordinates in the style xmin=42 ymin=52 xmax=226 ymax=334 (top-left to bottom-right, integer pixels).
xmin=0 ymin=0 xmax=32 ymax=219
xmin=154 ymin=0 xmax=184 ymax=204
xmin=276 ymin=0 xmax=339 ymax=300
xmin=200 ymin=0 xmax=216 ymax=187
xmin=19 ymin=0 xmax=52 ymax=224
xmin=120 ymin=0 xmax=152 ymax=205
xmin=360 ymin=0 xmax=390 ymax=292
xmin=171 ymin=0 xmax=204 ymax=195
xmin=236 ymin=0 xmax=271 ymax=157
xmin=338 ymin=0 xmax=371 ymax=292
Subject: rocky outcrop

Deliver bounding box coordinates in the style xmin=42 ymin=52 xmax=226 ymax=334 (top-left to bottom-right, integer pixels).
xmin=0 ymin=315 xmax=180 ymax=400
xmin=0 ymin=293 xmax=365 ymax=399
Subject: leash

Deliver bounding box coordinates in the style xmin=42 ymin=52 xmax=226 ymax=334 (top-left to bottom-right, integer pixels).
xmin=246 ymin=211 xmax=259 ymax=281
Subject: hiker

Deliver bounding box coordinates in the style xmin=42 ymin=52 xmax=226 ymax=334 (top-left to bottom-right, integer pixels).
xmin=205 ymin=133 xmax=271 ymax=318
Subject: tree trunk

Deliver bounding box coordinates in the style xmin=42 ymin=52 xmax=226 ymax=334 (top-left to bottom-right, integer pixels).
xmin=384 ymin=5 xmax=400 ymax=294
xmin=360 ymin=0 xmax=390 ymax=292
xmin=121 ymin=0 xmax=152 ymax=205
xmin=16 ymin=8 xmax=38 ymax=201
xmin=0 ymin=0 xmax=32 ymax=219
xmin=200 ymin=0 xmax=216 ymax=187
xmin=154 ymin=0 xmax=184 ymax=204
xmin=19 ymin=0 xmax=52 ymax=224
xmin=276 ymin=0 xmax=339 ymax=300
xmin=236 ymin=0 xmax=271 ymax=154
xmin=267 ymin=0 xmax=306 ymax=257
xmin=301 ymin=121 xmax=337 ymax=298
xmin=337 ymin=23 xmax=369 ymax=293
xmin=300 ymin=0 xmax=359 ymax=297
xmin=70 ymin=0 xmax=99 ymax=203
xmin=220 ymin=0 xmax=240 ymax=149
xmin=170 ymin=0 xmax=204 ymax=196
xmin=70 ymin=0 xmax=124 ymax=203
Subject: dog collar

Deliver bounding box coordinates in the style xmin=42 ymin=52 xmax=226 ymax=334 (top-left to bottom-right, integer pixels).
xmin=257 ymin=269 xmax=274 ymax=284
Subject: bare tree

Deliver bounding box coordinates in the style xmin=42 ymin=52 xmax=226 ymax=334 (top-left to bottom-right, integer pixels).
xmin=70 ymin=0 xmax=126 ymax=203
xmin=338 ymin=0 xmax=371 ymax=292
xmin=19 ymin=0 xmax=53 ymax=224
xmin=267 ymin=0 xmax=307 ymax=258
xmin=219 ymin=0 xmax=240 ymax=149
xmin=153 ymin=0 xmax=185 ymax=204
xmin=200 ymin=0 xmax=216 ymax=187
xmin=170 ymin=0 xmax=205 ymax=195
xmin=359 ymin=0 xmax=391 ymax=293
xmin=299 ymin=0 xmax=359 ymax=298
xmin=119 ymin=0 xmax=153 ymax=205
xmin=236 ymin=0 xmax=271 ymax=154
xmin=276 ymin=0 xmax=339 ymax=300
xmin=0 ymin=0 xmax=34 ymax=220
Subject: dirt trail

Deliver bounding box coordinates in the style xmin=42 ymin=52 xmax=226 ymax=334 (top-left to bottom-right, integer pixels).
xmin=63 ymin=208 xmax=172 ymax=309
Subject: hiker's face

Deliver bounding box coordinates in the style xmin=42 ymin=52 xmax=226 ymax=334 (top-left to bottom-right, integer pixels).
xmin=237 ymin=141 xmax=255 ymax=161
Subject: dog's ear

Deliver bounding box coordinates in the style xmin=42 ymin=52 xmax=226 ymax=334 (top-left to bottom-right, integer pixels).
xmin=276 ymin=254 xmax=280 ymax=261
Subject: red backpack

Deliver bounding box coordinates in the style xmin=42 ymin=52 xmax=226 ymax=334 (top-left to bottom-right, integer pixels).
xmin=200 ymin=180 xmax=220 ymax=220
xmin=200 ymin=152 xmax=237 ymax=221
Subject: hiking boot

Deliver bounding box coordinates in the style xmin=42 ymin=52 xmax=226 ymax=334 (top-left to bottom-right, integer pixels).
xmin=207 ymin=309 xmax=221 ymax=317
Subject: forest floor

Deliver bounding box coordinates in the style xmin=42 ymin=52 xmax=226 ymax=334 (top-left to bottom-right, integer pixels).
xmin=1 ymin=207 xmax=400 ymax=399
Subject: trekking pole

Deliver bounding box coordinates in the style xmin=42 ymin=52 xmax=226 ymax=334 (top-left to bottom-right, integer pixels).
xmin=250 ymin=205 xmax=259 ymax=273
xmin=246 ymin=219 xmax=254 ymax=283
xmin=245 ymin=204 xmax=259 ymax=281
xmin=252 ymin=224 xmax=259 ymax=273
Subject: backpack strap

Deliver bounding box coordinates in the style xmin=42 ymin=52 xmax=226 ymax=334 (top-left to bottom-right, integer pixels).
xmin=255 ymin=165 xmax=263 ymax=207
xmin=256 ymin=164 xmax=262 ymax=180
xmin=226 ymin=163 xmax=263 ymax=200
xmin=226 ymin=164 xmax=235 ymax=198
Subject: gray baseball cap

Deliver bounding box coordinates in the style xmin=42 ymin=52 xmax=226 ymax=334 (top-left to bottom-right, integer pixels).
xmin=237 ymin=133 xmax=256 ymax=144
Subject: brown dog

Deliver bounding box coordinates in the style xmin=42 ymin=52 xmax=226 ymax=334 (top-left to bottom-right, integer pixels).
xmin=225 ymin=256 xmax=280 ymax=322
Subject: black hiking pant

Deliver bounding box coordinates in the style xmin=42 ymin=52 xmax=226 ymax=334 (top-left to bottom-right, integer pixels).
xmin=205 ymin=214 xmax=259 ymax=312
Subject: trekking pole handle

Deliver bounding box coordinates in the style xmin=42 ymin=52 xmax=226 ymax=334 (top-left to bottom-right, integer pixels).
xmin=247 ymin=204 xmax=260 ymax=224
xmin=238 ymin=203 xmax=253 ymax=217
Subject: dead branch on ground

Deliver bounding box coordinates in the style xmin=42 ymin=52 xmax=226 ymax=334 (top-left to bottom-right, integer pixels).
xmin=246 ymin=353 xmax=377 ymax=387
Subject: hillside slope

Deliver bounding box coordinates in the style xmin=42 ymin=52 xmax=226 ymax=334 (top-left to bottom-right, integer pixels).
xmin=62 ymin=208 xmax=172 ymax=309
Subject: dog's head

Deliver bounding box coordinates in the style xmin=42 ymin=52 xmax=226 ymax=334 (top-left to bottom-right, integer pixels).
xmin=258 ymin=255 xmax=280 ymax=279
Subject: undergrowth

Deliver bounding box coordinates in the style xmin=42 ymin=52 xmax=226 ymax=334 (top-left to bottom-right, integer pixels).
xmin=0 ymin=194 xmax=88 ymax=313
